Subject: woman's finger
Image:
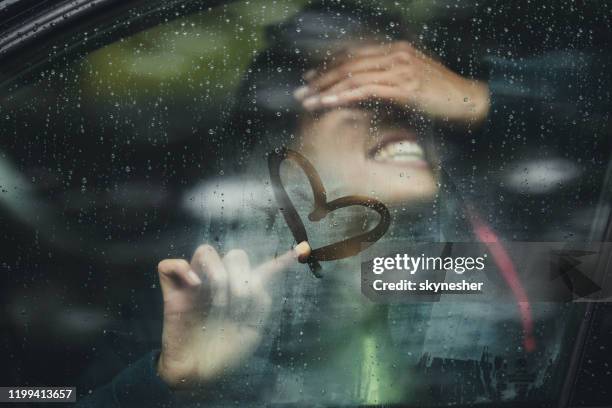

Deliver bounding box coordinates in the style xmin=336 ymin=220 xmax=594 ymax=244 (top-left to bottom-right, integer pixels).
xmin=191 ymin=244 xmax=229 ymax=307
xmin=303 ymin=83 xmax=406 ymax=111
xmin=324 ymin=42 xmax=414 ymax=69
xmin=224 ymin=249 xmax=251 ymax=276
xmin=304 ymin=68 xmax=414 ymax=109
xmin=224 ymin=249 xmax=252 ymax=299
xmin=347 ymin=41 xmax=416 ymax=59
xmin=298 ymin=51 xmax=413 ymax=98
xmin=224 ymin=249 xmax=273 ymax=325
xmin=259 ymin=241 xmax=311 ymax=283
xmin=157 ymin=259 xmax=202 ymax=312
xmin=321 ymin=42 xmax=415 ymax=71
xmin=157 ymin=259 xmax=201 ymax=299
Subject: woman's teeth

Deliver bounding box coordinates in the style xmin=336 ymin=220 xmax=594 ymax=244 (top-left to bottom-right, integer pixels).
xmin=371 ymin=140 xmax=425 ymax=163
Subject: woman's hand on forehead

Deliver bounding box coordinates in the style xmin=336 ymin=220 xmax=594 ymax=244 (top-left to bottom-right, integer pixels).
xmin=294 ymin=41 xmax=490 ymax=125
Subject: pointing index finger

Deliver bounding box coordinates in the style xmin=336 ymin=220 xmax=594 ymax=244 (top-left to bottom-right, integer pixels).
xmin=260 ymin=241 xmax=311 ymax=281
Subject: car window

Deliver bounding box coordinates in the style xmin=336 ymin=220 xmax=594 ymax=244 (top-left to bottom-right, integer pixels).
xmin=1 ymin=0 xmax=611 ymax=406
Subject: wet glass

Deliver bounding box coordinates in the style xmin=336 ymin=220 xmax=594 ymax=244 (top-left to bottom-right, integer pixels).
xmin=1 ymin=0 xmax=611 ymax=406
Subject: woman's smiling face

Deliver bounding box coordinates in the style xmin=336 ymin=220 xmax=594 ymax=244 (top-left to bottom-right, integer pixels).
xmin=296 ymin=106 xmax=439 ymax=206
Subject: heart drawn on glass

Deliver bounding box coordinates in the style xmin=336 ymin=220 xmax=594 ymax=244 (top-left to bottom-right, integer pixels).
xmin=268 ymin=147 xmax=391 ymax=278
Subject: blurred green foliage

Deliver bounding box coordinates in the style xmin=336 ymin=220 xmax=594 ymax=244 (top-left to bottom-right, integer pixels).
xmin=82 ymin=0 xmax=309 ymax=100
xmin=80 ymin=0 xmax=443 ymax=101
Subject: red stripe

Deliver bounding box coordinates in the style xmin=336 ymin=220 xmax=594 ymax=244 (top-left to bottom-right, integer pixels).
xmin=467 ymin=210 xmax=536 ymax=353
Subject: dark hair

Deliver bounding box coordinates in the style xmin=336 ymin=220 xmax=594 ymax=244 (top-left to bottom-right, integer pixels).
xmin=224 ymin=0 xmax=419 ymax=168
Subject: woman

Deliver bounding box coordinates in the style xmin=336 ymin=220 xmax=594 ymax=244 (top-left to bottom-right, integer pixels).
xmin=83 ymin=2 xmax=546 ymax=406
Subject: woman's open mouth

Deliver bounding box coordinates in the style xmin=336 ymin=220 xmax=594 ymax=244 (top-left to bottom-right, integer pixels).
xmin=366 ymin=131 xmax=428 ymax=168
